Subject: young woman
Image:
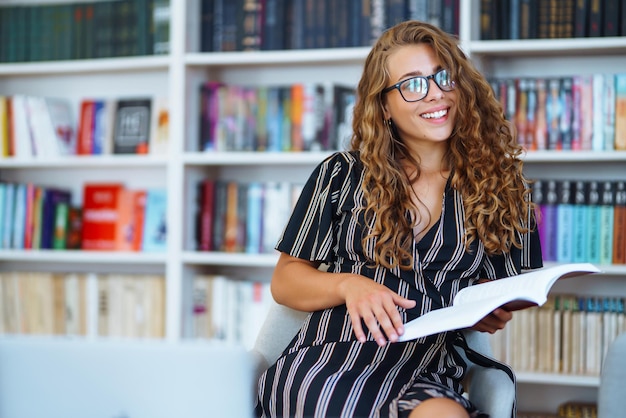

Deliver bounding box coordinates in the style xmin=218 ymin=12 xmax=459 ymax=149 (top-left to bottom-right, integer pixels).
xmin=256 ymin=20 xmax=542 ymax=418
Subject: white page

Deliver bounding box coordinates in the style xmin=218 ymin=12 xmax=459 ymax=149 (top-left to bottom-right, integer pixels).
xmin=397 ymin=263 xmax=600 ymax=342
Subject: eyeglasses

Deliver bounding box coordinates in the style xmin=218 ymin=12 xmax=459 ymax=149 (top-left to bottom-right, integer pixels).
xmin=382 ymin=69 xmax=455 ymax=102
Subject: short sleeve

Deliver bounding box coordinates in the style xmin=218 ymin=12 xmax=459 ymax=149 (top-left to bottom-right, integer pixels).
xmin=480 ymin=205 xmax=544 ymax=280
xmin=275 ymin=151 xmax=358 ymax=263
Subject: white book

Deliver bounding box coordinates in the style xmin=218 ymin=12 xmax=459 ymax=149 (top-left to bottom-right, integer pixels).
xmin=398 ymin=263 xmax=601 ymax=342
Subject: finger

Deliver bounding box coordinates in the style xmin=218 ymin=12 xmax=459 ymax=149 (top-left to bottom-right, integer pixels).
xmin=373 ymin=304 xmax=399 ymax=343
xmin=350 ymin=312 xmax=367 ymax=343
xmin=394 ymin=294 xmax=417 ymax=310
xmin=491 ymin=308 xmax=513 ymax=323
xmin=362 ymin=311 xmax=387 ymax=347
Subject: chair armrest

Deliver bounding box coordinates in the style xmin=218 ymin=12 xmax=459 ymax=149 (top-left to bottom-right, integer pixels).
xmin=460 ymin=330 xmax=515 ymax=418
xmin=598 ymin=332 xmax=626 ymax=418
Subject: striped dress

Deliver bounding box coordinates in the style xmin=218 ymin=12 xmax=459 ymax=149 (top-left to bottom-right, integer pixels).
xmin=256 ymin=151 xmax=543 ymax=418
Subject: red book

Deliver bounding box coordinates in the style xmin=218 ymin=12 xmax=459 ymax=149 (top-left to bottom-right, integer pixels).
xmin=131 ymin=190 xmax=147 ymax=251
xmin=77 ymin=100 xmax=95 ymax=155
xmin=115 ymin=188 xmax=135 ymax=251
xmin=197 ymin=179 xmax=214 ymax=251
xmin=290 ymin=84 xmax=304 ymax=151
xmin=81 ymin=183 xmax=125 ymax=250
xmin=613 ymin=181 xmax=626 ymax=265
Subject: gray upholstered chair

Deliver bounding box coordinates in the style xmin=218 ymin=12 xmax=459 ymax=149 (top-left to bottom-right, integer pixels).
xmin=598 ymin=332 xmax=626 ymax=418
xmin=251 ymin=299 xmax=516 ymax=418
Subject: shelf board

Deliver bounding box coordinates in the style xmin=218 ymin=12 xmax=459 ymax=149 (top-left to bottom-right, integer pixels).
xmin=522 ymin=150 xmax=626 ymax=163
xmin=182 ymin=251 xmax=279 ymax=267
xmin=0 ymin=56 xmax=170 ymax=76
xmin=0 ymin=250 xmax=167 ymax=264
xmin=469 ymin=37 xmax=626 ymax=57
xmin=0 ymin=155 xmax=169 ymax=169
xmin=185 ymin=47 xmax=371 ymax=67
xmin=516 ymin=371 xmax=600 ymax=387
xmin=183 ymin=151 xmax=334 ymax=165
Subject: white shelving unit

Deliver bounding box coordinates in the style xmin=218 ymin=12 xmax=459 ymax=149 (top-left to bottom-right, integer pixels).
xmin=1 ymin=0 xmax=625 ymax=413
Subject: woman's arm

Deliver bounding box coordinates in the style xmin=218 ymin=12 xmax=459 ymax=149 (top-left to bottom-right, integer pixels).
xmin=271 ymin=253 xmax=416 ymax=346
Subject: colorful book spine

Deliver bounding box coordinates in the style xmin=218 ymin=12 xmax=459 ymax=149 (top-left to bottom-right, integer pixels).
xmin=613 ymin=181 xmax=626 ymax=264
xmin=571 ymin=180 xmax=588 ymax=263
xmin=599 ymin=181 xmax=614 ymax=265
xmin=586 ymin=180 xmax=601 ymax=264
xmin=556 ymin=180 xmax=574 ymax=262
xmin=614 ymin=73 xmax=626 ymax=150
xmin=542 ymin=179 xmax=559 ymax=262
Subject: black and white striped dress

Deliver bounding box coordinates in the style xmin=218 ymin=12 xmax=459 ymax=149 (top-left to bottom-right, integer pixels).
xmin=256 ymin=151 xmax=543 ymax=418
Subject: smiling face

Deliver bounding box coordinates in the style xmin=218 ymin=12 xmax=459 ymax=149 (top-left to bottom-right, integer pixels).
xmin=383 ymin=43 xmax=458 ymax=150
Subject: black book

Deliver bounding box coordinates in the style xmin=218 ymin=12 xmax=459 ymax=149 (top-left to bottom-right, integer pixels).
xmin=603 ymin=0 xmax=619 ymax=36
xmin=112 ymin=98 xmax=152 ymax=154
xmin=573 ymin=0 xmax=589 ymax=37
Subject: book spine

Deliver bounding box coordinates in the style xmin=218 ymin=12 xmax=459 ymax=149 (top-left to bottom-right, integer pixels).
xmin=571 ymin=180 xmax=588 ymax=263
xmin=197 ymin=179 xmax=215 ymax=251
xmin=559 ymin=77 xmax=573 ymax=151
xmin=534 ymin=79 xmax=548 ymax=150
xmin=604 ymin=74 xmax=616 ymax=151
xmin=612 ymin=181 xmax=626 ymax=264
xmin=614 ymin=74 xmax=626 ymax=150
xmin=598 ymin=181 xmax=614 ymax=265
xmin=591 ymin=74 xmax=605 ymax=151
xmin=573 ymin=0 xmax=589 ymax=37
xmin=586 ymin=180 xmax=601 ymax=263
xmin=556 ymin=180 xmax=574 ymax=262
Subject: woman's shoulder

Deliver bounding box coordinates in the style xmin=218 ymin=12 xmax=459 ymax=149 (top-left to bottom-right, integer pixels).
xmin=320 ymin=150 xmax=362 ymax=169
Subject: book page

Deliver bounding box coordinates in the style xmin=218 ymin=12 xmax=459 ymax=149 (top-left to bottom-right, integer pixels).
xmin=453 ymin=263 xmax=600 ymax=307
xmin=397 ymin=263 xmax=600 ymax=342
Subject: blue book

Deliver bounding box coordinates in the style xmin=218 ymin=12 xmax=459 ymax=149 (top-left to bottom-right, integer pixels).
xmin=11 ymin=183 xmax=26 ymax=250
xmin=541 ymin=180 xmax=558 ymax=262
xmin=141 ymin=189 xmax=167 ymax=252
xmin=266 ymin=87 xmax=282 ymax=152
xmin=556 ymin=180 xmax=574 ymax=263
xmin=586 ymin=181 xmax=601 ymax=264
xmin=599 ymin=181 xmax=614 ymax=265
xmin=245 ymin=182 xmax=263 ymax=254
xmin=0 ymin=183 xmax=5 ymax=249
xmin=571 ymin=180 xmax=588 ymax=263
xmin=2 ymin=183 xmax=15 ymax=249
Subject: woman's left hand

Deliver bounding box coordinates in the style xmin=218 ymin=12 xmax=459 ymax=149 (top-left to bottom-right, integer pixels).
xmin=471 ymin=307 xmax=513 ymax=334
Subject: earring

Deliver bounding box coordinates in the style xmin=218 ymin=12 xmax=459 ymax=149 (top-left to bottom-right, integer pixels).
xmin=385 ymin=118 xmax=395 ymax=140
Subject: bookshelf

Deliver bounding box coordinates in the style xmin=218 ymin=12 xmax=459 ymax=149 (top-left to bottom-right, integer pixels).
xmin=1 ymin=0 xmax=626 ymax=414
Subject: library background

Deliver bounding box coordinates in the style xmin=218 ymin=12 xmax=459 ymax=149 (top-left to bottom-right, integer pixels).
xmin=1 ymin=0 xmax=626 ymax=417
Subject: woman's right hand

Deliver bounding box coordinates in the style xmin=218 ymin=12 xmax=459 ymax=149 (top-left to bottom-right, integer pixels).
xmin=338 ymin=275 xmax=416 ymax=346
xmin=271 ymin=253 xmax=416 ymax=347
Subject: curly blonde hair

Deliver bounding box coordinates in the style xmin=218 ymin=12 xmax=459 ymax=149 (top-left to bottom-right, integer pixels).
xmin=350 ymin=20 xmax=534 ymax=270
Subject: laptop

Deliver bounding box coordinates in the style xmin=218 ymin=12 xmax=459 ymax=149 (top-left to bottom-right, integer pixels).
xmin=0 ymin=337 xmax=255 ymax=418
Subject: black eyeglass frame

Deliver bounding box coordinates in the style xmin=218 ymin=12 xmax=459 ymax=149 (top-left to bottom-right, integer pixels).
xmin=382 ymin=69 xmax=455 ymax=102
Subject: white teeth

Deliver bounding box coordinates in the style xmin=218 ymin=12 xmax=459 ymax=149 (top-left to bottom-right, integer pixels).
xmin=421 ymin=109 xmax=447 ymax=119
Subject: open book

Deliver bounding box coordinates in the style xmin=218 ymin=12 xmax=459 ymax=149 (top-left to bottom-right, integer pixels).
xmin=397 ymin=263 xmax=601 ymax=342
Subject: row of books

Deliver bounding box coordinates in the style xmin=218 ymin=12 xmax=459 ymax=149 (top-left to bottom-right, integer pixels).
xmin=195 ymin=179 xmax=301 ymax=254
xmin=532 ymin=179 xmax=626 ymax=265
xmin=0 ymin=95 xmax=169 ymax=159
xmin=200 ymin=0 xmax=459 ymax=52
xmin=97 ymin=273 xmax=165 ymax=338
xmin=82 ymin=183 xmax=167 ymax=253
xmin=480 ymin=0 xmax=625 ymax=40
xmin=489 ymin=294 xmax=626 ymax=377
xmin=518 ymin=402 xmax=597 ymax=418
xmin=0 ymin=271 xmax=165 ymax=339
xmin=0 ymin=0 xmax=170 ymax=63
xmin=199 ymin=81 xmax=355 ymax=152
xmin=0 ymin=181 xmax=167 ymax=253
xmin=489 ymin=74 xmax=626 ymax=152
xmin=192 ymin=274 xmax=272 ymax=349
